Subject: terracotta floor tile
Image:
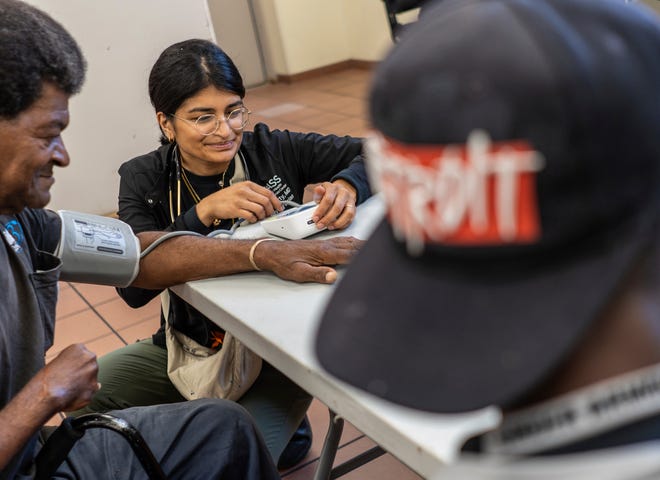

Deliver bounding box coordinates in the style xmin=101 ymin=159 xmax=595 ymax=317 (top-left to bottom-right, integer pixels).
xmin=258 ymin=118 xmax=318 ymax=134
xmin=56 ymin=282 xmax=89 ymax=319
xmin=70 ymin=282 xmax=120 ymax=307
xmin=318 ymin=116 xmax=372 ymax=138
xmin=249 ymin=84 xmax=304 ymax=103
xmin=293 ymin=112 xmax=352 ymax=131
xmin=257 ymin=102 xmax=306 ymax=118
xmin=249 ymin=82 xmax=295 ymax=95
xmin=315 ymin=95 xmax=368 ymax=117
xmin=259 ymin=88 xmax=320 ymax=105
xmin=336 ymin=437 xmax=422 ymax=480
xmin=283 ymin=436 xmax=422 ymax=480
xmin=271 ymin=106 xmax=329 ymax=124
xmin=116 ymin=316 xmax=161 ymax=345
xmin=48 ymin=309 xmax=114 ymax=359
xmin=297 ymin=70 xmax=371 ymax=93
xmin=245 ymin=93 xmax=293 ymax=112
xmin=93 ymin=296 xmax=161 ymax=331
xmin=247 ymin=114 xmax=274 ymax=128
xmin=291 ymin=76 xmax=342 ymax=92
xmin=296 ymin=91 xmax=354 ymax=109
xmin=325 ymin=78 xmax=371 ymax=98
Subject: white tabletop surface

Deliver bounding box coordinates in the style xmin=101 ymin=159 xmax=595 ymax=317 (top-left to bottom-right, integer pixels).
xmin=171 ymin=195 xmax=501 ymax=478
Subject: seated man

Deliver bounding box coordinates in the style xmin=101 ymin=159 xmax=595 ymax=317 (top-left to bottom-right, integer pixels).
xmin=0 ymin=1 xmax=361 ymax=478
xmin=316 ymin=0 xmax=660 ymax=476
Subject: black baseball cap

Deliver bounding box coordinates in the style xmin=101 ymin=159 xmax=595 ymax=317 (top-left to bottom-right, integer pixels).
xmin=315 ymin=0 xmax=660 ymax=413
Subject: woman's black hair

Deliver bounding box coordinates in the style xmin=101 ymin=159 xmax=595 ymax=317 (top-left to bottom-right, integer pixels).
xmin=149 ymin=39 xmax=246 ymax=145
xmin=0 ymin=0 xmax=86 ymax=119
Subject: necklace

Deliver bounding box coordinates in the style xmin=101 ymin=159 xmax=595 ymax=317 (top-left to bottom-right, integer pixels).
xmin=180 ymin=163 xmax=232 ymax=227
xmin=180 ymin=167 xmax=204 ymax=204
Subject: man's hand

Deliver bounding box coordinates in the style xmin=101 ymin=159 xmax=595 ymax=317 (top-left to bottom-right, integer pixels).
xmin=38 ymin=344 xmax=100 ymax=412
xmin=134 ymin=233 xmax=364 ymax=289
xmin=0 ymin=344 xmax=99 ymax=470
xmin=253 ymin=236 xmax=364 ymax=283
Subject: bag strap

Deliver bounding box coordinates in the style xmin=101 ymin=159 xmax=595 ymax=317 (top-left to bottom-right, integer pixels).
xmin=160 ymin=289 xmax=171 ymax=324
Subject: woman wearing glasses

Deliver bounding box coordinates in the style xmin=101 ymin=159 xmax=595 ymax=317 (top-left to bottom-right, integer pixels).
xmin=77 ymin=39 xmax=371 ymax=470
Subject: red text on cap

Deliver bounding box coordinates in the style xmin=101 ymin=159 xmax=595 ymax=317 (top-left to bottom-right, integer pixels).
xmin=366 ymin=131 xmax=544 ymax=254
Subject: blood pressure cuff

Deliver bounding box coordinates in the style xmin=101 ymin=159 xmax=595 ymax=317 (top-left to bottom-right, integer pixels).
xmin=55 ymin=210 xmax=140 ymax=287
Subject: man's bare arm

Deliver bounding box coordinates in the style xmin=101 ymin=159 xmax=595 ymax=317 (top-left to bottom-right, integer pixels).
xmin=0 ymin=345 xmax=99 ymax=470
xmin=131 ymin=233 xmax=364 ymax=290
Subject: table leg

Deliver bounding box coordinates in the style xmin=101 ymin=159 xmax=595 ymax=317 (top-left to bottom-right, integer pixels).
xmin=312 ymin=409 xmax=387 ymax=479
xmin=329 ymin=446 xmax=386 ymax=479
xmin=313 ymin=409 xmax=344 ymax=480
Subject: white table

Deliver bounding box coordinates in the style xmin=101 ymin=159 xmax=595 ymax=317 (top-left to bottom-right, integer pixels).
xmin=171 ymin=195 xmax=501 ymax=479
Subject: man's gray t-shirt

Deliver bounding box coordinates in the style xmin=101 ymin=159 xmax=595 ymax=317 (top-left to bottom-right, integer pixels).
xmin=0 ymin=209 xmax=61 ymax=480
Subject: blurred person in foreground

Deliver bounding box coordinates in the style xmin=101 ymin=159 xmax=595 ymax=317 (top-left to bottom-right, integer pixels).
xmin=316 ymin=0 xmax=660 ymax=477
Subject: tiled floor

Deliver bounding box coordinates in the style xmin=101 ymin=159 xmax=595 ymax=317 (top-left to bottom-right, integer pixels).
xmin=48 ymin=67 xmax=422 ymax=479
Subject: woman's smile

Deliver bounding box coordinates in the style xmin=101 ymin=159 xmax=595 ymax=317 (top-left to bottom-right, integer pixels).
xmin=204 ymin=139 xmax=235 ymax=151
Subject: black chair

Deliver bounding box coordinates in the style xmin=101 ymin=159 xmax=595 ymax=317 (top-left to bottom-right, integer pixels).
xmin=381 ymin=0 xmax=429 ymax=41
xmin=35 ymin=413 xmax=168 ymax=480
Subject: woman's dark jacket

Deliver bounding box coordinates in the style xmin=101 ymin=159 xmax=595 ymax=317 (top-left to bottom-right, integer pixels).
xmin=116 ymin=123 xmax=371 ymax=348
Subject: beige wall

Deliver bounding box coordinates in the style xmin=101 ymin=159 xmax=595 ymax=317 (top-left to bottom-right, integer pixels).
xmin=26 ymin=0 xmax=216 ymax=215
xmin=254 ymin=0 xmax=393 ymax=77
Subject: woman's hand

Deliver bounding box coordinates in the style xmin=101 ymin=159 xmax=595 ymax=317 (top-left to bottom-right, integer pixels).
xmin=311 ymin=180 xmax=358 ymax=231
xmin=196 ymin=181 xmax=283 ymax=226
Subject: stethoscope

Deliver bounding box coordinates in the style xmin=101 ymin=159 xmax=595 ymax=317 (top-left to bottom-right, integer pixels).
xmin=167 ymin=145 xmax=249 ymax=224
xmin=168 ymin=146 xmax=182 ymax=224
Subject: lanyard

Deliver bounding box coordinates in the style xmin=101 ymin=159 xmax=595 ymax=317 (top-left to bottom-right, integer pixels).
xmin=481 ymin=362 xmax=660 ymax=455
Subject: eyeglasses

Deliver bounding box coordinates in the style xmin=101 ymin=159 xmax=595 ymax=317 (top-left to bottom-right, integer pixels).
xmin=169 ymin=106 xmax=251 ymax=135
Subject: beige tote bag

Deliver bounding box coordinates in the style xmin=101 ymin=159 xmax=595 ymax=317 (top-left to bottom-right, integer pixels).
xmin=162 ymin=290 xmax=262 ymax=401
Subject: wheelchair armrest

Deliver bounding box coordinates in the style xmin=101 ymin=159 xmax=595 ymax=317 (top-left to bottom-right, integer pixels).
xmin=35 ymin=413 xmax=167 ymax=480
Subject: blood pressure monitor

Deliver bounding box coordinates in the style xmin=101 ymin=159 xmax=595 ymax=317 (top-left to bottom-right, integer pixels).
xmin=260 ymin=201 xmax=326 ymax=240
